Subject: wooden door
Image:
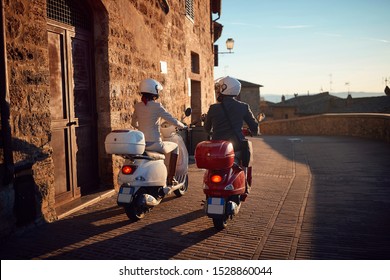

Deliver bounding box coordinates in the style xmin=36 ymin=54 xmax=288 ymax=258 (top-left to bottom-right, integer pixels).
xmin=70 ymin=30 xmax=99 ymax=196
xmin=190 ymin=80 xmax=202 ymax=124
xmin=48 ymin=23 xmax=98 ymax=206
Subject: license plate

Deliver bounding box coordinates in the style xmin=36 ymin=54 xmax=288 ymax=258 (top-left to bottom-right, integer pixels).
xmin=207 ymin=197 xmax=225 ymax=215
xmin=117 ymin=186 xmax=134 ymax=204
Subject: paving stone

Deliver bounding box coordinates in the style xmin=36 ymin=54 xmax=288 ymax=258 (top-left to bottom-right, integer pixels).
xmin=1 ymin=136 xmax=389 ymax=260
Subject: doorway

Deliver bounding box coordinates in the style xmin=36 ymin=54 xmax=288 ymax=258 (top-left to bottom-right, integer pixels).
xmin=47 ymin=0 xmax=98 ymax=206
xmin=190 ymin=80 xmax=202 ymax=125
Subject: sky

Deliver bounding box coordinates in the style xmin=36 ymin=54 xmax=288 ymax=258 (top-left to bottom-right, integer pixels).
xmin=213 ymin=0 xmax=390 ymax=98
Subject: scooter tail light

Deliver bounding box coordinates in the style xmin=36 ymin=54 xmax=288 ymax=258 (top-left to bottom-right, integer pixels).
xmin=210 ymin=174 xmax=223 ymax=183
xmin=122 ymin=165 xmax=137 ymax=175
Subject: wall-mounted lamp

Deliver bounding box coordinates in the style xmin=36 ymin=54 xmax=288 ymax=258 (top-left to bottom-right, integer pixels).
xmin=218 ymin=38 xmax=235 ymax=54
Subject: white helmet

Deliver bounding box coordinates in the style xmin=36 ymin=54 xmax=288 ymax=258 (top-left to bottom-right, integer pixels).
xmin=139 ymin=78 xmax=163 ymax=95
xmin=214 ymin=76 xmax=241 ymax=96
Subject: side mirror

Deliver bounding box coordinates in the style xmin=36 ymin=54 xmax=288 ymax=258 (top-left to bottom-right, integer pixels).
xmin=185 ymin=107 xmax=192 ymax=117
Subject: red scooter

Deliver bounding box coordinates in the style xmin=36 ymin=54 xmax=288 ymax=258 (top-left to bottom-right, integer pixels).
xmin=194 ymin=140 xmax=252 ymax=230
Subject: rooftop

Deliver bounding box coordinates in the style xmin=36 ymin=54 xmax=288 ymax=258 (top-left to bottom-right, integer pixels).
xmin=273 ymin=92 xmax=390 ymax=115
xmin=237 ymin=79 xmax=263 ymax=88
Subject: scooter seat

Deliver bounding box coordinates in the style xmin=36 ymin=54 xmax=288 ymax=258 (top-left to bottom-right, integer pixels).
xmin=144 ymin=151 xmax=165 ymax=160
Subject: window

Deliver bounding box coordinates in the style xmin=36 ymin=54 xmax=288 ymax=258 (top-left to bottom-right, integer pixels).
xmin=185 ymin=0 xmax=194 ymax=21
xmin=47 ymin=0 xmax=91 ymax=30
xmin=214 ymin=45 xmax=219 ymax=66
xmin=191 ymin=52 xmax=200 ymax=74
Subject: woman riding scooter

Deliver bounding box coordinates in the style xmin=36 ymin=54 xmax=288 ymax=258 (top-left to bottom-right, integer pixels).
xmin=131 ymin=78 xmax=186 ymax=187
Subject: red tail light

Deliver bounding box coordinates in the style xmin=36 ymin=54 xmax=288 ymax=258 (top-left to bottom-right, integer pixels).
xmin=122 ymin=165 xmax=136 ymax=175
xmin=210 ymin=174 xmax=223 ymax=183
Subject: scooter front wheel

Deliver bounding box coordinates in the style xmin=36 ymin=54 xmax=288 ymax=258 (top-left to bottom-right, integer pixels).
xmin=212 ymin=216 xmax=228 ymax=230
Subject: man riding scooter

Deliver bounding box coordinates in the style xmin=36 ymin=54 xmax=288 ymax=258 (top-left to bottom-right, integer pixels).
xmin=204 ymin=76 xmax=259 ymax=193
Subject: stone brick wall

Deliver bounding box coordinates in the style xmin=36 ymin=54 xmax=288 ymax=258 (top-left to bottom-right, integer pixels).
xmin=98 ymin=0 xmax=215 ymax=188
xmin=260 ymin=114 xmax=390 ymax=142
xmin=1 ymin=0 xmax=216 ymax=236
xmin=272 ymin=106 xmax=297 ymax=120
xmin=103 ymin=0 xmax=214 ymax=126
xmin=4 ymin=0 xmax=56 ymax=224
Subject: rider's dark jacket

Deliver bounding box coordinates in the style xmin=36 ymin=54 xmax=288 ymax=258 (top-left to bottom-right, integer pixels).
xmin=204 ymin=96 xmax=259 ymax=151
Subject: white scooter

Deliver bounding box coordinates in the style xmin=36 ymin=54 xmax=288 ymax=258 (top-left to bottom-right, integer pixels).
xmin=104 ymin=108 xmax=191 ymax=221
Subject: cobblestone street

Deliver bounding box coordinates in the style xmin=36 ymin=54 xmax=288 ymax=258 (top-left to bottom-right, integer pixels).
xmin=1 ymin=136 xmax=390 ymax=260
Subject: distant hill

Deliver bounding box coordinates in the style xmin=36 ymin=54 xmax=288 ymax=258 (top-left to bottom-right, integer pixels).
xmin=263 ymin=92 xmax=386 ymax=103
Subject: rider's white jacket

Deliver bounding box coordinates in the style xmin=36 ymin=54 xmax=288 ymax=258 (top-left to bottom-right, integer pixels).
xmin=131 ymin=100 xmax=185 ymax=143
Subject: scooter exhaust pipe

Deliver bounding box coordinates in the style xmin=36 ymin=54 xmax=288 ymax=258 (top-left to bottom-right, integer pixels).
xmin=138 ymin=182 xmax=185 ymax=207
xmin=141 ymin=194 xmax=162 ymax=207
xmin=162 ymin=182 xmax=185 ymax=195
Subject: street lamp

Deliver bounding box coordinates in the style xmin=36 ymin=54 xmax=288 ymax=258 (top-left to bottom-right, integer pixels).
xmin=218 ymin=38 xmax=235 ymax=54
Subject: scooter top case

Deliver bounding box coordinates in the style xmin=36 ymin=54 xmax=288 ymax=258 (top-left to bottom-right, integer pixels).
xmin=195 ymin=140 xmax=245 ymax=197
xmin=195 ymin=140 xmax=234 ymax=170
xmin=105 ymin=129 xmax=145 ymax=155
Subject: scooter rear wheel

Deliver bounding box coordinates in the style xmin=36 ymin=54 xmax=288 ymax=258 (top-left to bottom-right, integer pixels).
xmin=124 ymin=202 xmax=146 ymax=221
xmin=213 ymin=216 xmax=228 ymax=230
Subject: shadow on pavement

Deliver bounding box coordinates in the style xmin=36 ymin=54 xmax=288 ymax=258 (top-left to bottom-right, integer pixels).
xmin=257 ymin=135 xmax=390 ymax=259
xmin=0 ymin=203 xmax=215 ymax=260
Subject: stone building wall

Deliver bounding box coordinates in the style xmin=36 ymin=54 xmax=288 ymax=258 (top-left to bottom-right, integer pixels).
xmin=4 ymin=0 xmax=56 ymax=224
xmin=260 ymin=114 xmax=390 ymax=142
xmin=272 ymin=106 xmax=297 ymax=120
xmin=239 ymin=87 xmax=261 ymax=118
xmin=99 ymin=0 xmax=216 ymax=188
xmin=1 ymin=0 xmax=216 ymax=236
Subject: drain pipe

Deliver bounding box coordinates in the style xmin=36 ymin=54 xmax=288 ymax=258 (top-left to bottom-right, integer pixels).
xmin=0 ymin=0 xmax=14 ymax=185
